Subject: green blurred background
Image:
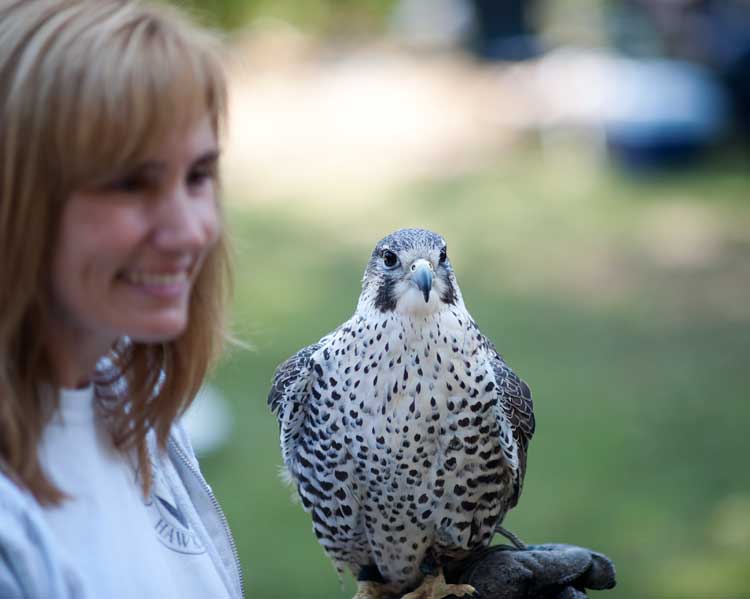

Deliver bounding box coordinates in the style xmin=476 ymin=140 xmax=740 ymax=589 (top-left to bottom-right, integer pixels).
xmin=169 ymin=0 xmax=750 ymax=597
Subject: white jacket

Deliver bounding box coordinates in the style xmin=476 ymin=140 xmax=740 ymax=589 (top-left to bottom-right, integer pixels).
xmin=0 ymin=422 xmax=244 ymax=599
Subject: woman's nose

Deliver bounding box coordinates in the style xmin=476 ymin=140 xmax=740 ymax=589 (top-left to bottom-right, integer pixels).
xmin=152 ymin=183 xmax=219 ymax=252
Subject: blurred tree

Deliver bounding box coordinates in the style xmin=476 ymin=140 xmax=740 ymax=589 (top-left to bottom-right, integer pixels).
xmin=165 ymin=0 xmax=398 ymax=32
xmin=166 ymin=0 xmax=252 ymax=29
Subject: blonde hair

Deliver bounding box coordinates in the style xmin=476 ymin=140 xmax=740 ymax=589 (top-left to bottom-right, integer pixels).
xmin=0 ymin=0 xmax=230 ymax=504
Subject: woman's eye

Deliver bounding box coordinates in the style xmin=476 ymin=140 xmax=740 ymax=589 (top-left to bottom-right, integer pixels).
xmin=187 ymin=167 xmax=215 ymax=189
xmin=108 ymin=174 xmax=151 ymax=193
xmin=382 ymin=250 xmax=399 ymax=268
xmin=439 ymin=247 xmax=447 ymax=263
xmin=101 ymin=165 xmax=160 ymax=194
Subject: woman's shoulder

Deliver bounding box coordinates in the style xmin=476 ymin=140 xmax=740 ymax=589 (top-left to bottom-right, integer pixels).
xmin=0 ymin=469 xmax=87 ymax=598
xmin=169 ymin=419 xmax=196 ymax=457
xmin=0 ymin=467 xmax=42 ymax=530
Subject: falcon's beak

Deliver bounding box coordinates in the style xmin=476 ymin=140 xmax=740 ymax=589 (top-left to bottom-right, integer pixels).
xmin=410 ymin=259 xmax=433 ymax=303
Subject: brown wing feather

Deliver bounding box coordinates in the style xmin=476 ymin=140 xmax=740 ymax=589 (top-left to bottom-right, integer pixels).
xmin=490 ymin=348 xmax=535 ymax=508
xmin=268 ymin=341 xmax=320 ymax=415
xmin=268 ymin=340 xmax=324 ymax=466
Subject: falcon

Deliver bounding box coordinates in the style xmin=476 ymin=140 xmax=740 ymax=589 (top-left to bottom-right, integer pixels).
xmin=269 ymin=228 xmax=534 ymax=599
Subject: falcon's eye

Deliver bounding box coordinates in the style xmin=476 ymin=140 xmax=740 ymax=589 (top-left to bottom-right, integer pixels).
xmin=382 ymin=249 xmax=399 ymax=269
xmin=439 ymin=247 xmax=447 ymax=264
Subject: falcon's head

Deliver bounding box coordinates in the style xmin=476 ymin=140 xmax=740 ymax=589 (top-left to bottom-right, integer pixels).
xmin=357 ymin=228 xmax=464 ymax=316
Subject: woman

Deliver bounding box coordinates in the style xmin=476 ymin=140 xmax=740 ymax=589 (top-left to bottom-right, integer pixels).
xmin=0 ymin=1 xmax=242 ymax=597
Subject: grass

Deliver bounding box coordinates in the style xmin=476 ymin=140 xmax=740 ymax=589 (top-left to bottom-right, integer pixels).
xmin=198 ymin=144 xmax=750 ymax=598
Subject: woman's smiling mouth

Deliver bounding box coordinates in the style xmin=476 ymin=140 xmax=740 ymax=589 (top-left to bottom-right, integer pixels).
xmin=121 ymin=268 xmax=193 ymax=298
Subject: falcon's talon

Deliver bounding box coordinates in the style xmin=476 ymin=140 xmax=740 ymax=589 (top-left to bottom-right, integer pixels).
xmin=401 ymin=569 xmax=476 ymax=599
xmin=353 ymin=580 xmax=388 ymax=599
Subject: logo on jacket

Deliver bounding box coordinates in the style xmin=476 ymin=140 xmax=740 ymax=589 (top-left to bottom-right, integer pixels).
xmin=141 ymin=459 xmax=207 ymax=555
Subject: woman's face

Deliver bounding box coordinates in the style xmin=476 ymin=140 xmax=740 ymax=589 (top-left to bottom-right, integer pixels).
xmin=48 ymin=116 xmax=220 ymax=361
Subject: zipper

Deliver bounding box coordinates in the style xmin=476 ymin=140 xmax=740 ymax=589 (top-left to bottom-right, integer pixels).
xmin=169 ymin=439 xmax=246 ymax=599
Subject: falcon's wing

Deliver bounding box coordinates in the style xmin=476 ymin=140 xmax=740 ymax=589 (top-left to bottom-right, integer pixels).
xmin=268 ymin=333 xmax=361 ymax=575
xmin=268 ymin=339 xmax=325 ymax=466
xmin=489 ymin=346 xmax=535 ymax=508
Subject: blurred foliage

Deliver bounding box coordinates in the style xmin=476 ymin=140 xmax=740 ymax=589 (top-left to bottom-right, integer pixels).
xmin=198 ymin=144 xmax=750 ymax=598
xmin=167 ymin=0 xmax=626 ymax=36
xmin=168 ymin=0 xmax=398 ymax=33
